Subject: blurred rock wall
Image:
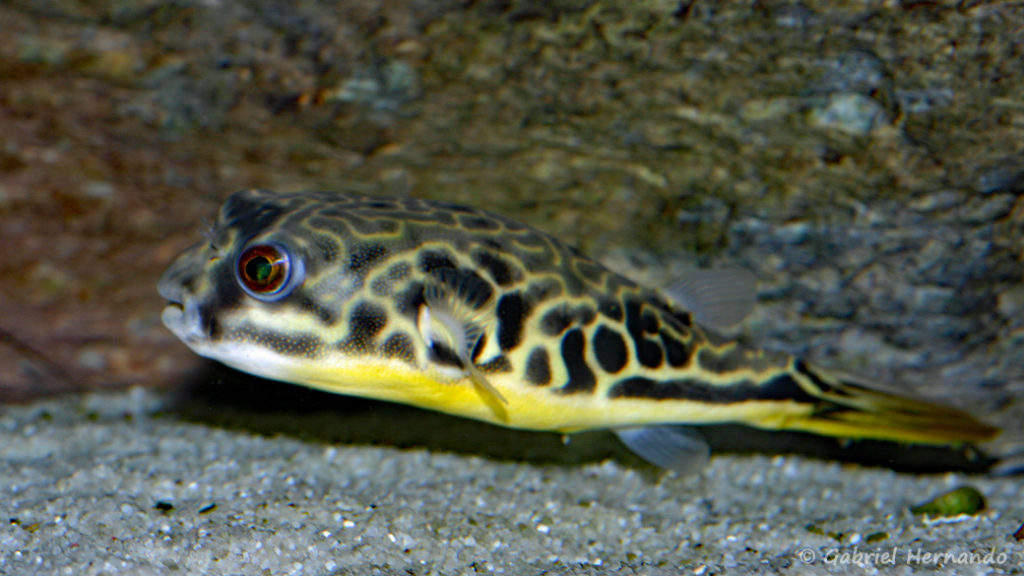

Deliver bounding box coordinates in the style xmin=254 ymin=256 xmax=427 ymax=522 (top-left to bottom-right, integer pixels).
xmin=0 ymin=1 xmax=1020 ymax=450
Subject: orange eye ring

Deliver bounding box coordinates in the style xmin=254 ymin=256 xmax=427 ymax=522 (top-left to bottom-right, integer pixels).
xmin=235 ymin=243 xmax=302 ymax=301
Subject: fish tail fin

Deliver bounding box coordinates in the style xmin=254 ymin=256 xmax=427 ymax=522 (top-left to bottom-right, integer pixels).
xmin=768 ymin=359 xmax=999 ymax=445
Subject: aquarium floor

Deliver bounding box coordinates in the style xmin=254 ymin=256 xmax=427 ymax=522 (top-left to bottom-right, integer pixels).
xmin=1 ymin=388 xmax=1021 ymax=576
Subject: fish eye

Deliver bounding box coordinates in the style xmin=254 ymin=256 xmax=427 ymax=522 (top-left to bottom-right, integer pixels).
xmin=235 ymin=242 xmax=303 ymax=301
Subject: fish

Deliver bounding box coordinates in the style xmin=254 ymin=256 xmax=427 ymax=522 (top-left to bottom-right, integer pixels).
xmin=158 ymin=189 xmax=998 ymax=473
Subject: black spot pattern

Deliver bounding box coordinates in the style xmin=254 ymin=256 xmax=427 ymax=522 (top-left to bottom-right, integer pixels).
xmin=396 ymin=282 xmax=426 ymax=319
xmin=609 ymin=377 xmax=710 ymax=400
xmin=525 ymin=347 xmax=552 ymax=386
xmin=604 ymin=274 xmax=634 ymax=294
xmin=517 ymin=246 xmax=555 ymax=273
xmin=458 ymin=214 xmax=501 ymax=231
xmin=574 ymin=260 xmax=606 ymax=284
xmin=670 ymin=309 xmax=692 ymax=327
xmin=433 ymin=200 xmax=474 ymax=213
xmin=641 ymin=309 xmax=660 ymax=333
xmin=473 ymin=249 xmax=518 ymax=286
xmin=202 ymin=192 xmax=768 ymax=408
xmin=297 ymin=295 xmax=335 ymax=325
xmin=497 ymin=292 xmax=529 ymax=351
xmin=313 ymin=235 xmax=340 ymax=262
xmin=592 ymin=326 xmax=628 ymax=374
xmin=560 ymin=271 xmax=585 ymax=297
xmin=418 ymin=250 xmax=456 ymax=273
xmin=342 ymin=301 xmax=387 ymax=351
xmin=541 ymin=307 xmax=571 ymax=336
xmin=598 ymin=298 xmax=624 ymax=322
xmin=371 ymin=262 xmax=411 ymax=297
xmin=348 ymin=242 xmax=388 ymax=272
xmin=389 ymin=198 xmax=429 ymax=213
xmin=382 ymin=333 xmax=415 ymax=364
xmin=503 ymin=218 xmax=527 ymax=232
xmin=573 ymin=304 xmax=597 ymax=326
xmin=540 ymin=304 xmax=596 ymax=337
xmin=479 ymin=355 xmax=513 ymax=373
xmin=525 ymin=278 xmax=563 ymax=303
xmin=697 ymin=347 xmax=747 ymax=374
xmin=659 ymin=330 xmax=691 ymax=367
xmin=559 ymin=328 xmax=596 ymax=394
xmin=624 ymin=300 xmax=664 ymax=369
xmin=608 ymin=373 xmax=818 ymax=403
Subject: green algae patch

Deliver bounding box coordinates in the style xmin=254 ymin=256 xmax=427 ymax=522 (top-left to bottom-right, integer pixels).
xmin=865 ymin=531 xmax=889 ymax=544
xmin=910 ymin=486 xmax=985 ymax=517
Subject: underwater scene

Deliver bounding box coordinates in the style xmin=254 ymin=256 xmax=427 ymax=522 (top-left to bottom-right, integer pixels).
xmin=1 ymin=1 xmax=1022 ymax=574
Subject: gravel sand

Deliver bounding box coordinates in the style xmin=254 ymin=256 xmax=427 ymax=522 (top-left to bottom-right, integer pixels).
xmin=2 ymin=380 xmax=1021 ymax=575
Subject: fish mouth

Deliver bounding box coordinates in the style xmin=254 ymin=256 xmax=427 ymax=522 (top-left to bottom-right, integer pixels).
xmin=161 ymin=300 xmax=207 ymax=346
xmin=161 ymin=300 xmax=185 ymax=323
xmin=161 ymin=301 xmax=187 ymax=334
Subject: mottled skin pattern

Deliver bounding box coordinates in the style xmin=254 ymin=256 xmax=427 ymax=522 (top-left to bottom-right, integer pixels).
xmin=159 ymin=190 xmax=996 ymax=444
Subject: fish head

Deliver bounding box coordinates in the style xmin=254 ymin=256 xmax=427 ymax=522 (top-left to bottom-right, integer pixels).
xmin=157 ymin=189 xmax=362 ymax=381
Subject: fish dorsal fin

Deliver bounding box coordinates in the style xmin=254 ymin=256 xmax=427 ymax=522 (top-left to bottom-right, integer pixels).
xmin=663 ymin=268 xmax=757 ymax=329
xmin=614 ymin=426 xmax=710 ymax=476
xmin=419 ymin=270 xmax=508 ymax=414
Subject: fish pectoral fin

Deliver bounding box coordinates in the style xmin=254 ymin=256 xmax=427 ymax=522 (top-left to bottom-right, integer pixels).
xmin=663 ymin=268 xmax=757 ymax=329
xmin=466 ymin=362 xmax=509 ymax=421
xmin=417 ymin=288 xmax=508 ymax=420
xmin=427 ymin=267 xmax=495 ymax=311
xmin=465 ymin=363 xmax=507 ymax=406
xmin=614 ymin=426 xmax=710 ymax=476
xmin=420 ymin=269 xmax=495 ymax=359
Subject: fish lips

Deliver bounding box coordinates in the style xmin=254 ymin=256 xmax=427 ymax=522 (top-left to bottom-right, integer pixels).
xmin=160 ymin=300 xmax=209 ymax=347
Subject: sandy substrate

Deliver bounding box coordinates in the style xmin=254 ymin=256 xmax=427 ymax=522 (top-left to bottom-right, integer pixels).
xmin=1 ymin=385 xmax=1021 ymax=576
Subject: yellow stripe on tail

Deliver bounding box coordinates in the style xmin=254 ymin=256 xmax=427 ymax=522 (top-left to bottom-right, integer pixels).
xmin=775 ymin=360 xmax=999 ymax=445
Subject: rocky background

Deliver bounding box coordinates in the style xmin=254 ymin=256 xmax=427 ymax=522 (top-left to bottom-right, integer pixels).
xmin=0 ymin=1 xmax=1021 ymax=456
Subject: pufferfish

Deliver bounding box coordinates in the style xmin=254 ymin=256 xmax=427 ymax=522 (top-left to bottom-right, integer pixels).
xmin=158 ymin=189 xmax=997 ymax=473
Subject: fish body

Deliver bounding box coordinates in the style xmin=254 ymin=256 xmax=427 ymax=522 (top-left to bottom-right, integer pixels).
xmin=158 ymin=190 xmax=997 ymax=470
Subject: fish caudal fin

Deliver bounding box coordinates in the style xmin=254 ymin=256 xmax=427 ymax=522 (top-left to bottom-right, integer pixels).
xmin=767 ymin=360 xmax=999 ymax=446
